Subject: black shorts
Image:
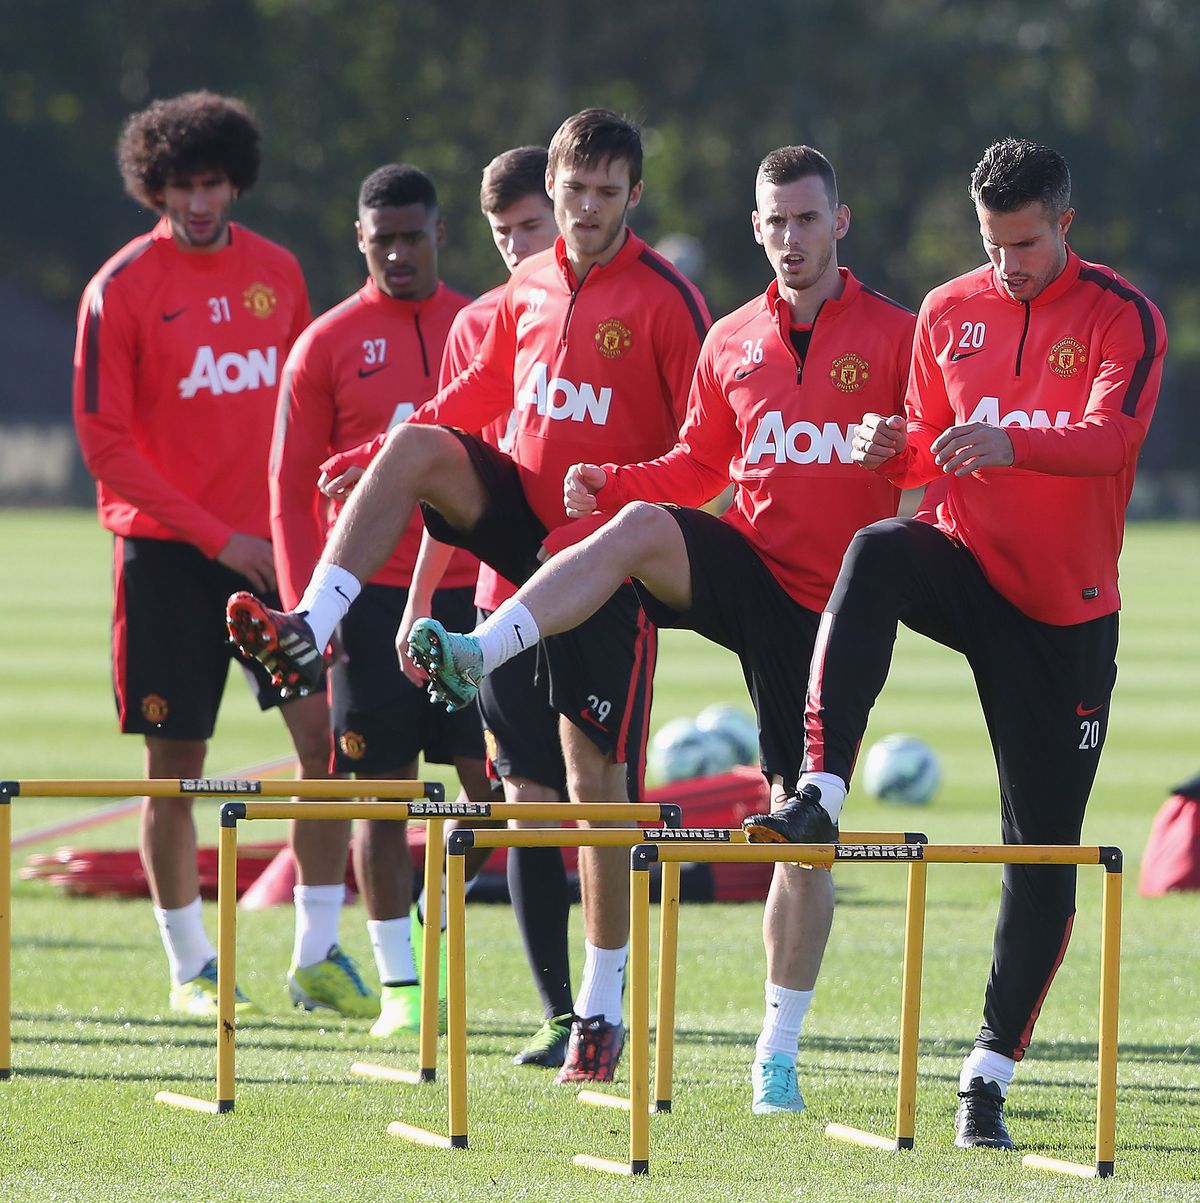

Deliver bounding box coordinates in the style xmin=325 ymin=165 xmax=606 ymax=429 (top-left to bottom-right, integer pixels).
xmin=422 ymin=428 xmax=655 ymax=777
xmin=331 ymin=583 xmax=486 ymax=773
xmin=477 ymin=609 xmax=568 ymax=794
xmin=633 ymin=506 xmax=820 ymax=791
xmin=113 ymin=535 xmax=289 ymax=739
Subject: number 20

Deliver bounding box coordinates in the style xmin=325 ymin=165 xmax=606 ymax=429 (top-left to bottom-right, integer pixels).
xmin=958 ymin=321 xmax=985 ymax=349
xmin=1078 ymin=720 xmax=1100 ymax=750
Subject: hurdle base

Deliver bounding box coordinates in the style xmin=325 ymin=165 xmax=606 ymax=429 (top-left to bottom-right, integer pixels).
xmin=1022 ymin=1153 xmax=1110 ymax=1179
xmin=351 ymin=1061 xmax=433 ymax=1085
xmin=572 ymin=1154 xmax=648 ymax=1176
xmin=387 ymin=1121 xmax=466 ymax=1149
xmin=824 ymin=1122 xmax=906 ymax=1151
xmin=154 ymin=1091 xmax=233 ymax=1114
xmin=0 ymin=1068 xmax=11 ymax=1081
xmin=576 ymin=1088 xmax=660 ymax=1115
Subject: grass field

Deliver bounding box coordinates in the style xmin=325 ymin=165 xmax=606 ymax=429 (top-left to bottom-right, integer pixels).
xmin=3 ymin=509 xmax=1200 ymax=1202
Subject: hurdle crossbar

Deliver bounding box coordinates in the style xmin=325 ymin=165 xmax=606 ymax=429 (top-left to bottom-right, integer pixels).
xmin=153 ymin=795 xmax=681 ymax=1115
xmin=585 ymin=841 xmax=1123 ymax=1179
xmin=1 ymin=775 xmax=442 ymax=1085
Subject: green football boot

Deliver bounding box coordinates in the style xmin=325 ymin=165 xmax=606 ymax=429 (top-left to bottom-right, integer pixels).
xmin=169 ymin=958 xmax=260 ymax=1018
xmin=287 ymin=945 xmax=380 ymax=1018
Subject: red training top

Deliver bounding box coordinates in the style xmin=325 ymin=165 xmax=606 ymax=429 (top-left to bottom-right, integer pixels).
xmin=598 ymin=272 xmax=915 ymax=611
xmin=883 ymin=249 xmax=1166 ymax=625
xmin=269 ymin=278 xmax=475 ymax=607
xmin=73 ymin=217 xmax=310 ymax=558
xmin=412 ymin=231 xmax=710 ymax=550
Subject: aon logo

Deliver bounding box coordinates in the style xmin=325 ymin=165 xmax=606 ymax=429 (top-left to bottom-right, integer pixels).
xmin=179 ymin=346 xmax=278 ymax=399
xmin=967 ymin=396 xmax=1070 ymax=428
xmin=746 ymin=412 xmax=854 ymax=464
xmin=517 ymin=361 xmax=612 ymax=424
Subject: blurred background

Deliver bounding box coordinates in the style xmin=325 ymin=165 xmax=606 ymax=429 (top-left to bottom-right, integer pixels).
xmin=2 ymin=0 xmax=1194 ymax=511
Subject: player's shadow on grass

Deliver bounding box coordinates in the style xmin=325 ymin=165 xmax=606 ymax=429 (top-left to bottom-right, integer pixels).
xmin=8 ymin=1065 xmax=356 ymax=1087
xmin=12 ymin=935 xmax=144 ymax=952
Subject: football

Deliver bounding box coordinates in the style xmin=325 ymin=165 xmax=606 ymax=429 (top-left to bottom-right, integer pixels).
xmin=650 ymin=715 xmax=739 ymax=782
xmin=694 ymin=703 xmax=760 ymax=767
xmin=860 ymin=733 xmax=941 ymax=805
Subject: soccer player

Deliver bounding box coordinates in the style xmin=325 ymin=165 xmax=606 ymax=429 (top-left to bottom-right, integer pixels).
xmin=404 ymin=145 xmax=915 ymax=1114
xmin=228 ymin=109 xmax=709 ymax=1080
xmin=269 ymin=163 xmax=494 ymax=1035
xmin=391 ymin=147 xmax=579 ymax=1066
xmin=71 ymin=91 xmax=353 ymax=1017
xmin=744 ymin=138 xmax=1166 ymax=1149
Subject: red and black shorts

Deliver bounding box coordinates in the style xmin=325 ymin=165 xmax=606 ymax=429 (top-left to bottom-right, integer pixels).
xmin=476 ymin=608 xmax=568 ymax=795
xmin=331 ymin=582 xmax=486 ymax=774
xmin=633 ymin=506 xmax=820 ymax=792
xmin=113 ymin=535 xmax=292 ymax=739
xmin=422 ymin=428 xmax=654 ymax=782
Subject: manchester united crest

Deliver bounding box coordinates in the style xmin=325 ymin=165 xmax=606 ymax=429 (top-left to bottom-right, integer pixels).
xmin=339 ymin=731 xmax=366 ymax=761
xmin=830 ymin=352 xmax=870 ymax=393
xmin=243 ymin=282 xmax=277 ymax=319
xmin=1047 ymin=336 xmax=1088 ymax=378
xmin=141 ymin=694 xmax=169 ymax=724
xmin=595 ymin=318 xmax=632 ymax=359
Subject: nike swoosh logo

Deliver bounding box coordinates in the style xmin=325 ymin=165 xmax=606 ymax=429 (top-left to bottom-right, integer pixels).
xmin=334 ymin=585 xmax=352 ymax=602
xmin=734 ymin=364 xmax=764 ymax=380
xmin=1076 ymin=702 xmax=1104 ymax=716
xmin=357 ymin=365 xmax=387 ymax=379
xmin=161 ymin=308 xmax=187 ymax=322
xmin=514 ymin=624 xmax=524 ymax=648
xmin=950 ymin=349 xmax=984 ymax=362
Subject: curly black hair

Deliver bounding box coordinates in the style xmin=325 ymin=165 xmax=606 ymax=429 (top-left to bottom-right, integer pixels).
xmin=117 ymin=91 xmax=261 ymax=208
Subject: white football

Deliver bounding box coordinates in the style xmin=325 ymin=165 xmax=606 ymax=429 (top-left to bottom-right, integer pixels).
xmin=694 ymin=703 xmax=760 ymax=767
xmin=650 ymin=716 xmax=738 ymax=783
xmin=861 ymin=734 xmax=941 ymax=805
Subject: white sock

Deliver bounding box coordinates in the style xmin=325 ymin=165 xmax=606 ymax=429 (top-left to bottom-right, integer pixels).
xmin=474 ymin=599 xmax=540 ymax=674
xmin=755 ymin=980 xmax=814 ymax=1060
xmin=292 ymin=883 xmax=345 ymax=969
xmin=367 ymin=916 xmax=417 ymax=986
xmin=960 ymin=1048 xmax=1016 ymax=1097
xmin=153 ymin=897 xmax=216 ymax=986
xmin=798 ymin=772 xmax=847 ymax=822
xmin=297 ymin=563 xmax=362 ymax=650
xmin=417 ymin=872 xmax=479 ymax=931
xmin=573 ymin=940 xmax=628 ymax=1025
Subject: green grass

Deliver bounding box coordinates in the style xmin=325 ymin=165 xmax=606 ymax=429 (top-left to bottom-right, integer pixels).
xmin=3 ymin=510 xmax=1200 ymax=1202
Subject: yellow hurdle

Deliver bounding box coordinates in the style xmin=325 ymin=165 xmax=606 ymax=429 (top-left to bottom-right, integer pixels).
xmin=145 ymin=792 xmax=682 ymax=1114
xmin=587 ymin=840 xmax=1123 ymax=1180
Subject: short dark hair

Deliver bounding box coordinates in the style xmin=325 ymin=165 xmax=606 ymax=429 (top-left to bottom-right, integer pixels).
xmin=970 ymin=138 xmax=1071 ymax=216
xmin=548 ymin=108 xmax=643 ymax=188
xmin=480 ymin=146 xmax=550 ymax=214
xmin=358 ymin=163 xmax=438 ymax=213
xmin=117 ymin=91 xmax=260 ymax=208
xmin=756 ymin=146 xmax=839 ymax=208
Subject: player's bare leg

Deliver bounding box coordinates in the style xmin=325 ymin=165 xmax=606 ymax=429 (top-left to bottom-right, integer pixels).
xmin=321 ymin=425 xmax=489 ymax=585
xmin=141 ymin=736 xmax=205 ymax=910
xmin=142 ymin=735 xmax=257 ymax=1013
xmin=518 ymin=501 xmax=693 ymax=634
xmin=753 ymin=779 xmax=833 ymax=1114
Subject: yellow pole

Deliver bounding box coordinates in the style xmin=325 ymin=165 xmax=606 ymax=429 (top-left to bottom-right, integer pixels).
xmin=653 ymin=860 xmax=680 ymax=1112
xmin=215 ymin=818 xmax=238 ymax=1111
xmin=446 ymin=850 xmax=468 ymax=1148
xmin=628 ymin=864 xmax=651 ymax=1174
xmin=895 ymin=860 xmax=927 ymax=1148
xmin=419 ymin=818 xmax=445 ymax=1081
xmin=1095 ymin=866 xmax=1122 ymax=1175
xmin=1 ymin=795 xmax=11 ymax=1079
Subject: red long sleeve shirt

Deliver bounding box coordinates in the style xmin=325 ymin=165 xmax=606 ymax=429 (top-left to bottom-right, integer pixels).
xmin=598 ymin=272 xmax=915 ymax=611
xmin=73 ymin=218 xmax=310 ymax=558
xmin=269 ymin=279 xmax=475 ymax=608
xmin=883 ymin=249 xmax=1166 ymax=624
xmin=412 ymin=231 xmax=710 ymax=546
